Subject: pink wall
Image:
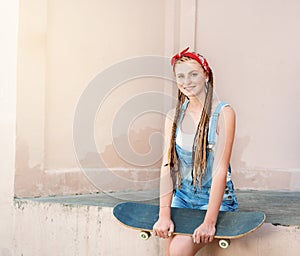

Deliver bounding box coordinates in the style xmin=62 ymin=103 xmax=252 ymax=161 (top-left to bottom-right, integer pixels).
xmin=195 ymin=0 xmax=300 ymax=190
xmin=14 ymin=0 xmax=300 ymax=197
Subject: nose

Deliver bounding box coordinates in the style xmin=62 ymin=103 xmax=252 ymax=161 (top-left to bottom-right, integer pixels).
xmin=183 ymin=77 xmax=192 ymax=85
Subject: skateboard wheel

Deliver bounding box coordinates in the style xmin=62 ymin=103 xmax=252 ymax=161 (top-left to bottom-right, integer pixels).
xmin=219 ymin=239 xmax=230 ymax=249
xmin=139 ymin=231 xmax=151 ymax=240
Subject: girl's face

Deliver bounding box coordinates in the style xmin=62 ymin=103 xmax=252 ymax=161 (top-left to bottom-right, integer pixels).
xmin=174 ymin=60 xmax=207 ymax=98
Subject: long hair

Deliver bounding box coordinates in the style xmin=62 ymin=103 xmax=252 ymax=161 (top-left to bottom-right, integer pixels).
xmin=168 ymin=57 xmax=214 ymax=190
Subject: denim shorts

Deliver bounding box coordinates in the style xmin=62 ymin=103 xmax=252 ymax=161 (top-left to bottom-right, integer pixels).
xmin=171 ymin=180 xmax=238 ymax=212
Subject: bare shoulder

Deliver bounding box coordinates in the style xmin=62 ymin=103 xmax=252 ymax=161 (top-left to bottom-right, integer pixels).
xmin=218 ymin=104 xmax=236 ymax=134
xmin=212 ymin=100 xmax=236 ymax=121
xmin=213 ymin=102 xmax=236 ymax=134
xmin=163 ymin=108 xmax=176 ymax=145
xmin=165 ymin=108 xmax=176 ymax=127
xmin=221 ymin=105 xmax=236 ymax=120
xmin=166 ymin=108 xmax=176 ymax=118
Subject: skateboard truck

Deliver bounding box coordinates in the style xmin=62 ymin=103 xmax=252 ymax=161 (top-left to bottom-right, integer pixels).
xmin=139 ymin=230 xmax=231 ymax=249
xmin=138 ymin=230 xmax=231 ymax=249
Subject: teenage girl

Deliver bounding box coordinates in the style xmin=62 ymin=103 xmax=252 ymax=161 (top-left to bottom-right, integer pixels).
xmin=153 ymin=47 xmax=238 ymax=256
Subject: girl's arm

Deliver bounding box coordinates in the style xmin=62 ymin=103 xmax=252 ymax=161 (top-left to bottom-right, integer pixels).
xmin=153 ymin=110 xmax=175 ymax=238
xmin=193 ymin=105 xmax=236 ymax=244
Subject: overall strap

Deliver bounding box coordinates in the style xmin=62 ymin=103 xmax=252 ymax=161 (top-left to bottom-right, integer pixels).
xmin=175 ymin=98 xmax=189 ymax=137
xmin=208 ymin=102 xmax=229 ymax=146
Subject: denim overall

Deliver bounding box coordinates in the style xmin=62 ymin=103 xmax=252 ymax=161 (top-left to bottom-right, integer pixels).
xmin=171 ymin=99 xmax=238 ymax=212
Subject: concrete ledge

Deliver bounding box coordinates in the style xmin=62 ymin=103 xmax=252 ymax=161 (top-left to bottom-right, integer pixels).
xmin=13 ymin=199 xmax=164 ymax=256
xmin=20 ymin=189 xmax=300 ymax=226
xmin=13 ymin=190 xmax=300 ymax=256
xmin=236 ymin=190 xmax=300 ymax=226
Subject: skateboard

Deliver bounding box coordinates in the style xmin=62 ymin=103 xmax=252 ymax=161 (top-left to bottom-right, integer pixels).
xmin=113 ymin=202 xmax=266 ymax=249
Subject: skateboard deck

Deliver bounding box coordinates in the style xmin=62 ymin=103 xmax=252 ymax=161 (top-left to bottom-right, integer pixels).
xmin=113 ymin=202 xmax=266 ymax=248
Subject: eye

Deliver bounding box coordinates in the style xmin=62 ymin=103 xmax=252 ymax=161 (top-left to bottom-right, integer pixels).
xmin=191 ymin=72 xmax=198 ymax=77
xmin=177 ymin=74 xmax=184 ymax=79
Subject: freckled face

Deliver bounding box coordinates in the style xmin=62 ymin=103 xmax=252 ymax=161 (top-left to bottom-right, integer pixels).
xmin=174 ymin=60 xmax=207 ymax=98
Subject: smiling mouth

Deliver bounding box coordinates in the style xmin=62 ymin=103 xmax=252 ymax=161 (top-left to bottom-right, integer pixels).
xmin=184 ymin=86 xmax=196 ymax=90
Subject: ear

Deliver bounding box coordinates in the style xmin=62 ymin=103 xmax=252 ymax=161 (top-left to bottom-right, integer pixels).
xmin=204 ymin=71 xmax=209 ymax=82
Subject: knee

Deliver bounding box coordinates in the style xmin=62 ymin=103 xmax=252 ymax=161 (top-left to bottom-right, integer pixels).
xmin=169 ymin=243 xmax=183 ymax=256
xmin=168 ymin=236 xmax=206 ymax=256
xmin=168 ymin=239 xmax=192 ymax=256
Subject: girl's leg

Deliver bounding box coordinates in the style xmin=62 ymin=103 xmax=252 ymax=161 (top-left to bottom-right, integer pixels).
xmin=165 ymin=235 xmax=207 ymax=256
xmin=164 ymin=236 xmax=172 ymax=256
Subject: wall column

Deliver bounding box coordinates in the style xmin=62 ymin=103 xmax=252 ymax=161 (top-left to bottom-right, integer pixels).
xmin=0 ymin=0 xmax=19 ymax=254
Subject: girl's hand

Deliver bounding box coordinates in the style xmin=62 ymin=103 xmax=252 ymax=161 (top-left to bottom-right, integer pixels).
xmin=192 ymin=222 xmax=216 ymax=244
xmin=153 ymin=217 xmax=175 ymax=239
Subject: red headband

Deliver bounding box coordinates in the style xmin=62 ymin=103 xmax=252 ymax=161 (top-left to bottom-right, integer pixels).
xmin=171 ymin=47 xmax=210 ymax=76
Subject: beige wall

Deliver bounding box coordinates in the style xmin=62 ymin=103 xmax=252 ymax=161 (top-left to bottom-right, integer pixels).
xmin=0 ymin=0 xmax=18 ymax=254
xmin=195 ymin=0 xmax=300 ymax=190
xmin=14 ymin=0 xmax=300 ymax=197
xmin=15 ymin=0 xmax=168 ymax=196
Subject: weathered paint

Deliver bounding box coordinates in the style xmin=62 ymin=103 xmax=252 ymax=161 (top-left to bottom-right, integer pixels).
xmin=12 ymin=199 xmax=300 ymax=256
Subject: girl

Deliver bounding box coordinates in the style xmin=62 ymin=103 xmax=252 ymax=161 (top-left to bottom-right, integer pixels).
xmin=153 ymin=47 xmax=238 ymax=256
